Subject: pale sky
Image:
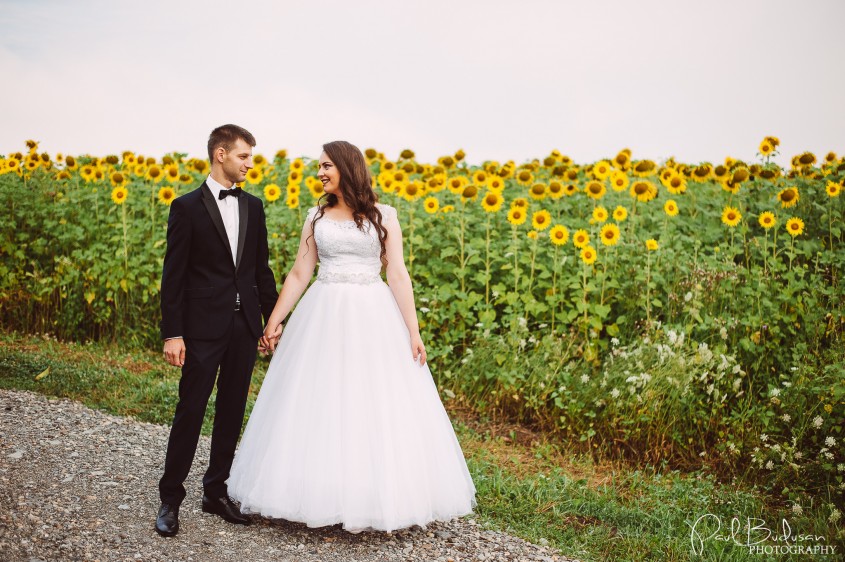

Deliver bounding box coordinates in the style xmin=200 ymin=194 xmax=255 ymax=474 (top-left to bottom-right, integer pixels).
xmin=2 ymin=0 xmax=843 ymax=166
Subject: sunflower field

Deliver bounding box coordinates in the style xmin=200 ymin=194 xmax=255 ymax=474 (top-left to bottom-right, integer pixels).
xmin=1 ymin=139 xmax=844 ymax=513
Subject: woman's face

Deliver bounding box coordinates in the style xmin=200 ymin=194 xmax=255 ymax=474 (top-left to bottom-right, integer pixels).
xmin=317 ymin=152 xmax=341 ymax=195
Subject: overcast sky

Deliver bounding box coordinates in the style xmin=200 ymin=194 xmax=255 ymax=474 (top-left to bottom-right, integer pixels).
xmin=2 ymin=0 xmax=843 ymax=166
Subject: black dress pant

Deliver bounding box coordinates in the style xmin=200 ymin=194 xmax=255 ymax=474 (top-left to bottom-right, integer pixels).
xmin=158 ymin=309 xmax=256 ymax=505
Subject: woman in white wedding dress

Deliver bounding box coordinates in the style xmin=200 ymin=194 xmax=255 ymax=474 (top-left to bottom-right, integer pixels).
xmin=227 ymin=141 xmax=476 ymax=532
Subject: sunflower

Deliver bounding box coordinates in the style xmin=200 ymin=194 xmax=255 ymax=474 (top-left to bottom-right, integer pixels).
xmin=631 ymin=180 xmax=657 ymax=202
xmin=291 ymin=158 xmax=305 ymax=172
xmin=286 ymin=195 xmax=299 ymax=209
xmin=287 ymin=183 xmax=301 ymax=196
xmin=158 ymin=186 xmax=176 ymax=205
xmin=193 ymin=159 xmax=209 ymax=174
xmin=527 ymin=230 xmax=538 ymax=240
xmin=461 ymin=185 xmax=478 ymax=201
xmin=592 ymin=206 xmax=609 ymax=223
xmin=580 ymin=246 xmax=597 ymax=265
xmin=487 ymin=176 xmax=505 ymax=193
xmin=549 ymin=225 xmax=569 ymax=246
xmin=759 ymin=140 xmax=774 ymax=156
xmin=731 ymin=168 xmax=750 ymax=183
xmin=721 ymin=206 xmax=742 ymax=228
xmin=613 ymin=150 xmax=631 ymax=170
xmin=585 ymin=180 xmax=606 ymax=200
xmin=547 ymin=180 xmax=564 ymax=199
xmin=511 ymin=197 xmax=528 ymax=209
xmin=472 ymin=170 xmax=488 ymax=185
xmin=441 ymin=205 xmax=455 ymax=213
xmin=563 ymin=183 xmax=578 ymax=196
xmin=664 ymin=199 xmax=679 ymax=217
xmin=165 ymin=164 xmax=180 ymax=183
xmin=243 ymin=168 xmax=262 ymax=185
xmin=612 ymin=206 xmax=628 ymax=222
xmin=308 ymin=179 xmax=325 ymax=199
xmin=481 ymin=191 xmax=504 ymax=213
xmin=447 ymin=176 xmax=467 ymax=194
xmin=721 ymin=180 xmax=740 ymax=194
xmin=179 ymin=173 xmax=193 ymax=183
xmin=516 ymin=169 xmax=534 ymax=186
xmin=593 ymin=160 xmax=612 ymax=180
xmin=713 ymin=165 xmax=729 ymax=181
xmin=404 ymin=181 xmax=423 ymax=202
xmin=632 ymin=159 xmax=656 ymax=177
xmin=599 ymin=223 xmax=620 ymax=246
xmin=825 ymin=152 xmax=838 ymax=163
xmin=758 ymin=211 xmax=776 ymax=229
xmin=111 ymin=186 xmax=128 ymax=205
xmin=565 ymin=169 xmax=579 ymax=181
xmin=785 ymin=217 xmax=804 ymax=237
xmin=665 ymin=175 xmax=686 ymax=194
xmin=610 ymin=171 xmax=629 ymax=192
xmin=423 ymin=196 xmax=440 ymax=214
xmin=777 ymin=187 xmax=799 ymax=208
xmin=63 ymin=155 xmax=77 ymax=170
xmin=691 ymin=164 xmax=713 ymax=182
xmin=110 ymin=171 xmax=127 ymax=188
xmin=572 ymin=229 xmax=590 ymax=249
xmin=507 ymin=207 xmax=527 ymax=226
xmin=764 ymin=136 xmax=780 ymax=148
xmin=825 ymin=181 xmax=841 ymax=198
xmin=797 ymin=152 xmax=816 ymax=166
xmin=646 ymin=239 xmax=659 ymax=251
xmin=438 ymin=155 xmax=455 ymax=168
xmin=288 ymin=170 xmax=302 ymax=184
xmin=532 ymin=210 xmax=552 ymax=231
xmin=147 ymin=165 xmax=164 ymax=183
xmin=528 ymin=182 xmax=547 ymax=200
xmin=264 ymin=183 xmax=281 ymax=202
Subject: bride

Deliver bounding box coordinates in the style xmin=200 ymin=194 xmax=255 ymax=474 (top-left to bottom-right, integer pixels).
xmin=227 ymin=140 xmax=476 ymax=532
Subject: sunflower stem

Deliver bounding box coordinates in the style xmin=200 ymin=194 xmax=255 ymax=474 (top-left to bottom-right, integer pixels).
xmin=485 ymin=214 xmax=491 ymax=307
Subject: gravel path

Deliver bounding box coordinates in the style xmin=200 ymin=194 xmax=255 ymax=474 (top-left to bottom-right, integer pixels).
xmin=0 ymin=390 xmax=578 ymax=562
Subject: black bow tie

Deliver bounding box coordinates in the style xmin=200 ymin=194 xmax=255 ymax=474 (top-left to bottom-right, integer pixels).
xmin=218 ymin=187 xmax=243 ymax=200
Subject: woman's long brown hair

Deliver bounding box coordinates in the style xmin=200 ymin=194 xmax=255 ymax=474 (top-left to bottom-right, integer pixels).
xmin=308 ymin=141 xmax=388 ymax=265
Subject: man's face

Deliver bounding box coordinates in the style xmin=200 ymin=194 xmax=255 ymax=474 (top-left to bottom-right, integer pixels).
xmin=218 ymin=138 xmax=253 ymax=184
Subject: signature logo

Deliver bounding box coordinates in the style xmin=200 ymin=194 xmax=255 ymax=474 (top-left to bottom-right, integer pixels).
xmin=688 ymin=514 xmax=835 ymax=556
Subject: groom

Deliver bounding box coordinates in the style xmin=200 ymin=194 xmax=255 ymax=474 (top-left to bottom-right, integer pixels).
xmin=155 ymin=124 xmax=278 ymax=537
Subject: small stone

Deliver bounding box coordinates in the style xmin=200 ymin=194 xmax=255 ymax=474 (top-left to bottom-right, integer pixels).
xmin=8 ymin=451 xmax=23 ymax=460
xmin=539 ymin=538 xmax=549 ymax=546
xmin=117 ymin=504 xmax=130 ymax=511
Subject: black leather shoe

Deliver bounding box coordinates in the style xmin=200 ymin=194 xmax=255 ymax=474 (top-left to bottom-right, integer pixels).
xmin=155 ymin=503 xmax=179 ymax=537
xmin=202 ymin=495 xmax=250 ymax=525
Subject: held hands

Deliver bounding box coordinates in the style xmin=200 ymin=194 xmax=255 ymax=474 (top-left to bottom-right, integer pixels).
xmin=260 ymin=322 xmax=284 ymax=354
xmin=410 ymin=332 xmax=427 ymax=366
xmin=163 ymin=338 xmax=186 ymax=367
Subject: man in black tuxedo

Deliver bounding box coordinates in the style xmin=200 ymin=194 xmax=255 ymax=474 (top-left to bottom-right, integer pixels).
xmin=155 ymin=124 xmax=278 ymax=537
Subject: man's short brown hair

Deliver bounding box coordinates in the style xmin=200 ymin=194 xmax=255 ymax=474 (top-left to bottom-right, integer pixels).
xmin=207 ymin=124 xmax=256 ymax=162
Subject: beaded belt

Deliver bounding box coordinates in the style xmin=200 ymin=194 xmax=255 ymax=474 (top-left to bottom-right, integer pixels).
xmin=316 ymin=270 xmax=381 ymax=285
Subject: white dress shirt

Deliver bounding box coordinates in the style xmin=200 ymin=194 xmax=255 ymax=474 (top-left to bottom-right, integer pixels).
xmin=205 ymin=175 xmax=240 ymax=265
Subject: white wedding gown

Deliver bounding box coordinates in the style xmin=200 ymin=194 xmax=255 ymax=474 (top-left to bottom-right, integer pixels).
xmin=227 ymin=204 xmax=476 ymax=532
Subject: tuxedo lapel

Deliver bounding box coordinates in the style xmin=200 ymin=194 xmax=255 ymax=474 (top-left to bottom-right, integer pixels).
xmin=235 ymin=195 xmax=248 ymax=270
xmin=200 ymin=182 xmax=233 ymax=261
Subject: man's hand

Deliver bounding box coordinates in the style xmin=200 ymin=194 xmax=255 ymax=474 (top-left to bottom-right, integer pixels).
xmin=260 ymin=323 xmax=283 ymax=353
xmin=163 ymin=338 xmax=186 ymax=367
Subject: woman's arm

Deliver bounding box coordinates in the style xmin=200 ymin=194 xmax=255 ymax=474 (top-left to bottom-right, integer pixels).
xmin=384 ymin=214 xmax=427 ymax=365
xmin=261 ymin=215 xmax=318 ymax=351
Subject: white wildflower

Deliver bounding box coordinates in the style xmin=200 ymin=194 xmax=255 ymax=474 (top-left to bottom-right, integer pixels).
xmin=792 ymin=504 xmax=803 ymax=516
xmin=824 ymin=452 xmax=834 ymax=460
xmin=825 ymin=436 xmax=836 ymax=447
xmin=765 ymin=460 xmax=774 ymax=470
xmin=838 ymin=463 xmax=845 ymax=473
xmin=812 ymin=416 xmax=823 ymax=429
xmin=781 ymin=414 xmax=791 ymax=423
xmin=420 ymin=307 xmax=430 ymax=313
xmin=611 ymin=337 xmax=619 ymax=346
xmin=829 ymin=508 xmax=841 ymax=524
xmin=684 ymin=291 xmax=693 ymax=302
xmin=580 ymin=374 xmax=590 ymax=384
xmin=611 ymin=388 xmax=620 ymax=399
xmin=760 ymin=434 xmax=769 ymax=442
xmin=719 ymin=327 xmax=728 ymax=340
xmin=794 ymin=451 xmax=803 ymax=460
xmin=770 ymin=387 xmax=780 ymax=397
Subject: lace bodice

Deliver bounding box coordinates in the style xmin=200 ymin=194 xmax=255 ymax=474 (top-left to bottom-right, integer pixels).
xmin=308 ymin=204 xmax=396 ymax=284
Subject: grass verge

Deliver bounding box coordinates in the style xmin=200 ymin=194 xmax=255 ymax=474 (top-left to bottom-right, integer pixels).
xmin=0 ymin=332 xmax=840 ymax=561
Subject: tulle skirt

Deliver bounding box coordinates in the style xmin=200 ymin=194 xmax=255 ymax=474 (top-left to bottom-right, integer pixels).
xmin=227 ymin=279 xmax=477 ymax=532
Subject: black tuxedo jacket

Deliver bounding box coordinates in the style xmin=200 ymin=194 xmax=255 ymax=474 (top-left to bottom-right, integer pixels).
xmin=160 ymin=182 xmax=278 ymax=340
